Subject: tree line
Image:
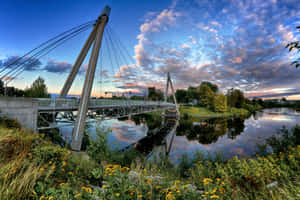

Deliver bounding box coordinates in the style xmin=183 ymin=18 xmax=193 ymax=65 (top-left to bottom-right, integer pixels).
xmin=175 ymin=81 xmax=262 ymax=113
xmin=0 ymin=76 xmax=50 ymax=98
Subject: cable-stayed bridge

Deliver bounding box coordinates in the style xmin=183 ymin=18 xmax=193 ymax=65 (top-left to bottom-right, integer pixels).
xmin=0 ymin=6 xmax=179 ymax=151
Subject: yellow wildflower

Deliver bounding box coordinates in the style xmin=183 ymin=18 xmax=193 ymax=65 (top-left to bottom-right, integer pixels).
xmin=49 ymin=197 xmax=53 ymax=200
xmin=102 ymin=185 xmax=107 ymax=189
xmin=219 ymin=187 xmax=226 ymax=194
xmin=49 ymin=161 xmax=52 ymax=164
xmin=68 ymin=171 xmax=73 ymax=175
xmin=203 ymin=178 xmax=213 ymax=185
xmin=82 ymin=186 xmax=92 ymax=193
xmin=62 ymin=161 xmax=67 ymax=166
xmin=75 ymin=193 xmax=82 ymax=198
xmin=146 ymin=178 xmax=152 ymax=184
xmin=59 ymin=182 xmax=69 ymax=187
xmin=138 ymin=194 xmax=143 ymax=198
xmin=51 ymin=165 xmax=56 ymax=170
xmin=210 ymin=194 xmax=219 ymax=199
xmin=40 ymin=168 xmax=45 ymax=172
xmin=122 ymin=167 xmax=130 ymax=171
xmin=165 ymin=192 xmax=175 ymax=200
xmin=40 ymin=195 xmax=47 ymax=200
xmin=174 ymin=180 xmax=180 ymax=188
xmin=115 ymin=193 xmax=120 ymax=197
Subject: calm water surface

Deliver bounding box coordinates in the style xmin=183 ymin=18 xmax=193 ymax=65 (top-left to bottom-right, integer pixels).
xmin=62 ymin=108 xmax=300 ymax=163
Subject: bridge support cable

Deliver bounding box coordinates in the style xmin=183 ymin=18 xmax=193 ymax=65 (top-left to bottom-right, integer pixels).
xmin=107 ymin=25 xmax=135 ymax=64
xmin=2 ymin=23 xmax=93 ymax=80
xmin=2 ymin=22 xmax=94 ymax=84
xmin=5 ymin=25 xmax=93 ymax=85
xmin=0 ymin=20 xmax=95 ymax=75
xmin=104 ymin=25 xmax=137 ymax=93
xmin=71 ymin=6 xmax=111 ymax=151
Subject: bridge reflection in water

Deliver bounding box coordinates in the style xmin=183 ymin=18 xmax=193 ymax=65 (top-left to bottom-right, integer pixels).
xmin=118 ymin=115 xmax=248 ymax=161
xmin=120 ymin=115 xmax=179 ymax=158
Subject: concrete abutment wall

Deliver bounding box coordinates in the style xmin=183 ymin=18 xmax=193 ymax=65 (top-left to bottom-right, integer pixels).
xmin=0 ymin=98 xmax=38 ymax=131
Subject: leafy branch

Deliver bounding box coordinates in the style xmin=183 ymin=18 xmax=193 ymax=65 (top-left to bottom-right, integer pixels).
xmin=286 ymin=26 xmax=300 ymax=68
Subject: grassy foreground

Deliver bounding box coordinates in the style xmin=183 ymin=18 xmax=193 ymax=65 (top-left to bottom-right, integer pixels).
xmin=1 ymin=126 xmax=300 ymax=199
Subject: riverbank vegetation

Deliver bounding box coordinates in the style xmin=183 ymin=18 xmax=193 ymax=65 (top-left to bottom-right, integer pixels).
xmin=1 ymin=119 xmax=300 ymax=199
xmin=174 ymin=82 xmax=262 ymax=117
xmin=179 ymin=106 xmax=249 ymax=118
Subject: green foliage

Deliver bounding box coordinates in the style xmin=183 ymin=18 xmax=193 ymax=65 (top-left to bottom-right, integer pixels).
xmin=24 ymin=76 xmax=50 ymax=98
xmin=200 ymin=81 xmax=218 ymax=93
xmin=264 ymin=125 xmax=300 ymax=154
xmin=0 ymin=79 xmax=4 ymax=95
xmin=86 ymin=126 xmax=143 ymax=166
xmin=286 ymin=26 xmax=300 ymax=68
xmin=0 ymin=79 xmax=25 ymax=97
xmin=0 ymin=127 xmax=98 ymax=200
xmin=0 ymin=116 xmax=21 ymax=129
xmin=175 ymin=82 xmax=219 ymax=105
xmin=1 ymin=123 xmax=300 ymax=199
xmin=226 ymin=88 xmax=245 ymax=108
xmin=175 ymin=89 xmax=188 ymax=103
xmin=148 ymin=87 xmax=164 ymax=101
xmin=187 ymin=86 xmax=199 ymax=102
xmin=198 ymin=84 xmax=214 ymax=108
xmin=130 ymin=95 xmax=144 ymax=100
xmin=213 ymin=94 xmax=227 ymax=112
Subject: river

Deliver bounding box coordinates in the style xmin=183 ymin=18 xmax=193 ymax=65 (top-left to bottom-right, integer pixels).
xmin=61 ymin=107 xmax=300 ymax=163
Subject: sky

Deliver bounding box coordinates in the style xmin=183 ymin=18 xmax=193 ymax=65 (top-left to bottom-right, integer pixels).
xmin=0 ymin=0 xmax=299 ymax=99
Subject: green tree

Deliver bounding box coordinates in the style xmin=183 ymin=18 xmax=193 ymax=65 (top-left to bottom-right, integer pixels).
xmin=213 ymin=94 xmax=227 ymax=112
xmin=130 ymin=95 xmax=144 ymax=100
xmin=235 ymin=90 xmax=245 ymax=108
xmin=186 ymin=86 xmax=199 ymax=102
xmin=148 ymin=87 xmax=156 ymax=100
xmin=286 ymin=26 xmax=300 ymax=68
xmin=0 ymin=79 xmax=4 ymax=95
xmin=175 ymin=89 xmax=188 ymax=103
xmin=25 ymin=76 xmax=50 ymax=98
xmin=147 ymin=87 xmax=164 ymax=101
xmin=198 ymin=84 xmax=214 ymax=108
xmin=226 ymin=88 xmax=245 ymax=108
xmin=199 ymin=81 xmax=218 ymax=93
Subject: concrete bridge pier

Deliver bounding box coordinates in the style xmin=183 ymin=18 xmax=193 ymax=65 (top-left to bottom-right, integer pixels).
xmin=0 ymin=98 xmax=38 ymax=131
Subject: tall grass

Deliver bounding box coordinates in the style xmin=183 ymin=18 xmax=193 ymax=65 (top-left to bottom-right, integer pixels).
xmin=0 ymin=128 xmax=45 ymax=199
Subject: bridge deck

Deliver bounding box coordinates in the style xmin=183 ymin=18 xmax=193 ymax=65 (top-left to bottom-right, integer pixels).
xmin=37 ymin=98 xmax=175 ymax=112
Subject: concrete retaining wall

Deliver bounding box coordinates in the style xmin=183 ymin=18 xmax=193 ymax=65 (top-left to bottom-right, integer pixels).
xmin=0 ymin=97 xmax=38 ymax=131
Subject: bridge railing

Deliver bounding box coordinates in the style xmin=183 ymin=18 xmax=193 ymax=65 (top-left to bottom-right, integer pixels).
xmin=37 ymin=98 xmax=175 ymax=110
